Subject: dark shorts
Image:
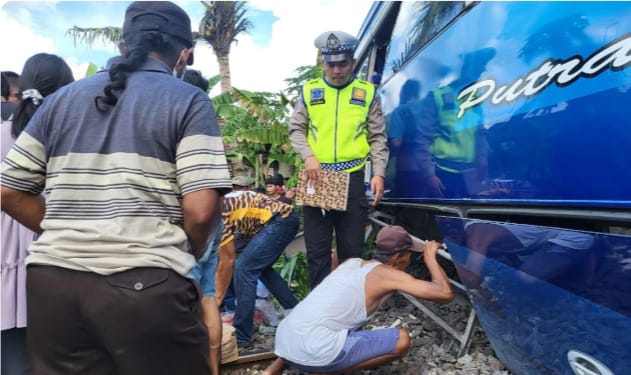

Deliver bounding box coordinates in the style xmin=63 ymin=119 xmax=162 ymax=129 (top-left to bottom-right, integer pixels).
xmin=285 ymin=328 xmax=400 ymax=373
xmin=27 ymin=265 xmax=210 ymax=375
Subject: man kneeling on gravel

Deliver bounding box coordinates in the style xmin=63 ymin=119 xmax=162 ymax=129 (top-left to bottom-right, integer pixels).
xmin=264 ymin=225 xmax=454 ymax=374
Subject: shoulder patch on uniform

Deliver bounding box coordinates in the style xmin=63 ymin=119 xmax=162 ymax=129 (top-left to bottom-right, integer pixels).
xmin=310 ymin=88 xmax=325 ymax=105
xmin=350 ymin=87 xmax=367 ymax=106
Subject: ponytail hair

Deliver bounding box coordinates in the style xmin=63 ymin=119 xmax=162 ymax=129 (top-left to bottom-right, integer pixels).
xmin=12 ymin=53 xmax=74 ymax=138
xmin=94 ymin=32 xmax=186 ymax=112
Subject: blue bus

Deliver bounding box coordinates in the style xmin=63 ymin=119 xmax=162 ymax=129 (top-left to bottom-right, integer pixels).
xmin=354 ymin=2 xmax=631 ymax=375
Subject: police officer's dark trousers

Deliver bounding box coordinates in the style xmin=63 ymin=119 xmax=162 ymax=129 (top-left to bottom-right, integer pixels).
xmin=303 ymin=169 xmax=369 ymax=289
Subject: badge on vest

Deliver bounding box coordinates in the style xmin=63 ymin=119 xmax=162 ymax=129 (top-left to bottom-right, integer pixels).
xmin=350 ymin=87 xmax=366 ymax=106
xmin=310 ymin=88 xmax=325 ymax=105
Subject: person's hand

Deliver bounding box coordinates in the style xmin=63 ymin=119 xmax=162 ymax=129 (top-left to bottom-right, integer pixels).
xmin=370 ymin=175 xmax=385 ymax=206
xmin=285 ymin=187 xmax=297 ymax=200
xmin=423 ymin=240 xmax=442 ymax=259
xmin=304 ymin=156 xmax=321 ymax=184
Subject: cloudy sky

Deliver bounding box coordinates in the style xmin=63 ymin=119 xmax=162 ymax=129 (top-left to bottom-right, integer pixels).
xmin=1 ymin=1 xmax=373 ymax=96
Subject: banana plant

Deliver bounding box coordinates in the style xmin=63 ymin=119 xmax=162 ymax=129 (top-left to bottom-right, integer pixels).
xmin=217 ymin=87 xmax=301 ymax=187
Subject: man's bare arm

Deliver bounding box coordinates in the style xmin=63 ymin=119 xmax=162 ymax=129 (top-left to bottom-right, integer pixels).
xmin=182 ymin=189 xmax=221 ymax=259
xmin=215 ymin=240 xmax=236 ymax=306
xmin=391 ymin=241 xmax=454 ymax=303
xmin=0 ymin=187 xmax=45 ymax=234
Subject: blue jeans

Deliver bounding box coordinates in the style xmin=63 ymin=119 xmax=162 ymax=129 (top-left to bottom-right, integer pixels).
xmin=233 ymin=211 xmax=299 ymax=343
xmin=191 ymin=222 xmax=223 ymax=296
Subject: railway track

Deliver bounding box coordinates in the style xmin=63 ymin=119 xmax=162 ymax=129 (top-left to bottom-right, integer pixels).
xmin=221 ymin=349 xmax=276 ymax=373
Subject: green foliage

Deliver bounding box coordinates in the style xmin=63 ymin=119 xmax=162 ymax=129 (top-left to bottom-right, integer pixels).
xmin=207 ymin=75 xmax=221 ymax=92
xmin=66 ymin=25 xmax=121 ymax=47
xmin=198 ymin=1 xmax=253 ymax=56
xmin=211 ymin=91 xmax=238 ymax=118
xmin=362 ymin=225 xmax=377 ymax=260
xmin=217 ymin=86 xmax=301 ymax=186
xmin=84 ymin=63 xmax=98 ymax=78
xmin=284 ymin=64 xmax=323 ymax=103
xmin=215 ymin=63 xmax=323 ymax=186
xmin=273 ymin=252 xmax=310 ymax=301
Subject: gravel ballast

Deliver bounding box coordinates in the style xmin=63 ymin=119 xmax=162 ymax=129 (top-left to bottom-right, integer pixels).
xmin=225 ymin=291 xmax=513 ymax=375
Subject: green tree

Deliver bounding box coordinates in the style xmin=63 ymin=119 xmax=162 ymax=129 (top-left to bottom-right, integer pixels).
xmin=216 ymin=87 xmax=297 ymax=187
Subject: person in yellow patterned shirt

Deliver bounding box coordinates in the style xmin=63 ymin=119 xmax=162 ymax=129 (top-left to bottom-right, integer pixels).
xmin=214 ymin=190 xmax=299 ymax=347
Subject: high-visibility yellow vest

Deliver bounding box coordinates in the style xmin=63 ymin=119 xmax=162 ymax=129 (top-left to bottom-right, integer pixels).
xmin=431 ymin=86 xmax=478 ymax=173
xmin=303 ymin=77 xmax=375 ymax=172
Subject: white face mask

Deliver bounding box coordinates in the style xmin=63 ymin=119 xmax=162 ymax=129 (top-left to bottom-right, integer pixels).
xmin=173 ymin=49 xmax=186 ymax=79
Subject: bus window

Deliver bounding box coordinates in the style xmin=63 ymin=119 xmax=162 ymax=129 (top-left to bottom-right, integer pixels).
xmin=356 ymin=45 xmax=386 ymax=86
xmin=383 ymin=1 xmax=465 ymax=81
xmin=356 ymin=55 xmax=370 ymax=81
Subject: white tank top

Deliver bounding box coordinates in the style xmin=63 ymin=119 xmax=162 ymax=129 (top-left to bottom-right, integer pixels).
xmin=274 ymin=258 xmax=381 ymax=366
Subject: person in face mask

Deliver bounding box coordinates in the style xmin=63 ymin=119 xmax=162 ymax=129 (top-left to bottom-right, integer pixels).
xmin=0 ymin=2 xmax=232 ymax=374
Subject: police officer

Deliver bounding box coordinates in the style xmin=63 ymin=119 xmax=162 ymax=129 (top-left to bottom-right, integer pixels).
xmin=288 ymin=30 xmax=389 ymax=288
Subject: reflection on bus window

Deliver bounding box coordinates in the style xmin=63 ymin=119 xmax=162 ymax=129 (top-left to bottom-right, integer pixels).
xmin=383 ymin=1 xmax=464 ymax=81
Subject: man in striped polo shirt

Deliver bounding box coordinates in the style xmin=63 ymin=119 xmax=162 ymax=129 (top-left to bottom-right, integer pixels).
xmin=0 ymin=2 xmax=231 ymax=374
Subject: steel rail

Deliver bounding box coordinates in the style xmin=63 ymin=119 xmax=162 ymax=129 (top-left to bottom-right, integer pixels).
xmin=220 ymin=349 xmax=276 ymax=371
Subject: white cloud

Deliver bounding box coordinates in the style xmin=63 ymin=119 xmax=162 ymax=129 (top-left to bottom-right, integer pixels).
xmin=64 ymin=56 xmax=91 ymax=82
xmin=0 ymin=10 xmax=57 ymax=73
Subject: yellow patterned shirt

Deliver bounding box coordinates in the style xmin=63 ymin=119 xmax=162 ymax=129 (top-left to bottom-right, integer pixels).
xmin=220 ymin=191 xmax=293 ymax=247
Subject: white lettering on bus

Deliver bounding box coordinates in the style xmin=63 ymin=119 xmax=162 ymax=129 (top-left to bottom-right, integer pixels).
xmin=456 ymin=33 xmax=631 ymax=119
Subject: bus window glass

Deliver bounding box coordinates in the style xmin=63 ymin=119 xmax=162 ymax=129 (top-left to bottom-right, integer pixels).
xmin=356 ymin=54 xmax=370 ymax=81
xmin=383 ymin=1 xmax=464 ymax=81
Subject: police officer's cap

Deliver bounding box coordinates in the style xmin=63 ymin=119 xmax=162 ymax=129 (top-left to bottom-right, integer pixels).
xmin=314 ymin=31 xmax=358 ymax=62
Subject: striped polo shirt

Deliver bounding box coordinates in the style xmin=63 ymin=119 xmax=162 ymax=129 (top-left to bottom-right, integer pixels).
xmin=1 ymin=56 xmax=232 ymax=278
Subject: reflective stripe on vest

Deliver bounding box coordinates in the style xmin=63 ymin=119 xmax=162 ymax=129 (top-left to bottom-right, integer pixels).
xmin=303 ymin=77 xmax=374 ymax=173
xmin=431 ymin=86 xmax=477 ymax=172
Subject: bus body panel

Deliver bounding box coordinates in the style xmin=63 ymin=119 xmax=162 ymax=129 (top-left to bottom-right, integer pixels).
xmin=374 ymin=2 xmax=631 ymax=207
xmin=356 ymin=2 xmax=631 ymax=374
xmin=438 ymin=217 xmax=631 ymax=375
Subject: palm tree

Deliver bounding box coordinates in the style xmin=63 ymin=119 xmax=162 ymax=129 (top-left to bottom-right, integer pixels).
xmin=67 ymin=1 xmax=253 ymax=95
xmin=198 ymin=1 xmax=253 ymax=94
